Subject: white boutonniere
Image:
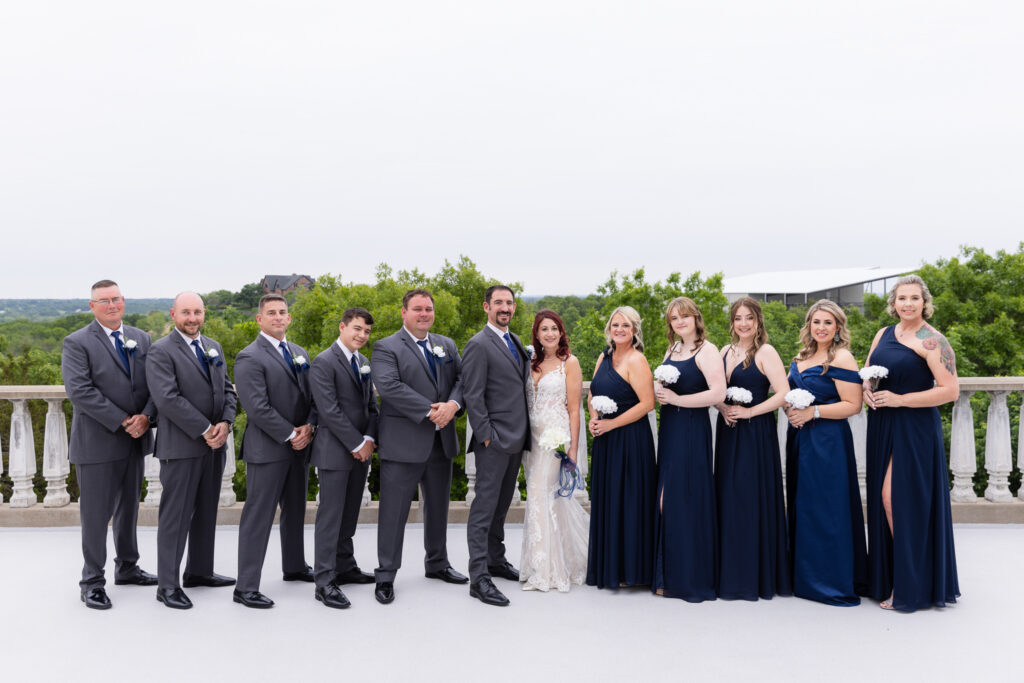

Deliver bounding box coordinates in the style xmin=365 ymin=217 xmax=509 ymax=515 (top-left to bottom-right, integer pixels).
xmin=525 ymin=345 xmax=535 ymax=359
xmin=359 ymin=364 xmax=371 ymax=376
xmin=432 ymin=345 xmax=446 ymax=358
xmin=204 ymin=347 xmax=224 ymax=367
xmin=123 ymin=338 xmax=138 ymax=356
xmin=292 ymin=355 xmax=310 ymax=371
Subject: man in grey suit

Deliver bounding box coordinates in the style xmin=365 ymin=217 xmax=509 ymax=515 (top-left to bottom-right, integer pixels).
xmin=232 ymin=294 xmax=317 ymax=608
xmin=308 ymin=307 xmax=379 ymax=609
xmin=62 ymin=279 xmax=158 ymax=609
xmin=372 ymin=288 xmax=467 ymax=605
xmin=462 ymin=284 xmax=531 ymax=607
xmin=146 ymin=291 xmax=237 ymax=609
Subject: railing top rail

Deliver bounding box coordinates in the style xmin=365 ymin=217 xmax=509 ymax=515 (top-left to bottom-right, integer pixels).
xmin=957 ymin=377 xmax=1024 ymax=391
xmin=0 ymin=386 xmax=68 ymax=400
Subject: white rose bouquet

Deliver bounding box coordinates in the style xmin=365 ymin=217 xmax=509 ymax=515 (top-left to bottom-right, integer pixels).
xmin=784 ymin=389 xmax=815 ymax=410
xmin=859 ymin=365 xmax=889 ymax=392
xmin=653 ymin=364 xmax=680 ymax=385
xmin=590 ymin=395 xmax=618 ymax=416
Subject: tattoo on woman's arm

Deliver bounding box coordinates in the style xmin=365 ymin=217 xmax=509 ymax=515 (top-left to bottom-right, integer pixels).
xmin=917 ymin=326 xmax=957 ymax=375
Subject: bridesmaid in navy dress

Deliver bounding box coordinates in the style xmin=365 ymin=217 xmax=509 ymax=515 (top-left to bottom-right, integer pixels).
xmin=785 ymin=300 xmax=868 ymax=606
xmin=586 ymin=306 xmax=657 ymax=589
xmin=715 ymin=298 xmax=792 ymax=600
xmin=651 ymin=297 xmax=726 ymax=601
xmin=863 ymin=275 xmax=960 ymax=611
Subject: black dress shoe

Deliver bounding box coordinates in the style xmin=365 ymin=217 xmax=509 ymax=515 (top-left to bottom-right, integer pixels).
xmin=182 ymin=572 xmax=236 ymax=588
xmin=115 ymin=568 xmax=158 ymax=586
xmin=233 ymin=589 xmax=274 ymax=609
xmin=425 ymin=566 xmax=469 ymax=584
xmin=156 ymin=588 xmax=193 ymax=609
xmin=374 ymin=581 xmax=395 ymax=605
xmin=470 ymin=577 xmax=510 ymax=606
xmin=333 ymin=567 xmax=375 ymax=585
xmin=283 ymin=566 xmax=315 ymax=582
xmin=315 ymin=584 xmax=352 ymax=609
xmin=488 ymin=561 xmax=520 ymax=581
xmin=81 ymin=587 xmax=112 ymax=610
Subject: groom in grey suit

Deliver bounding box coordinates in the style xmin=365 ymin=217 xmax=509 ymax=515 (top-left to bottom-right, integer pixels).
xmin=371 ymin=288 xmax=467 ymax=604
xmin=62 ymin=279 xmax=158 ymax=609
xmin=462 ymin=284 xmax=531 ymax=606
xmin=232 ymin=294 xmax=318 ymax=608
xmin=146 ymin=291 xmax=237 ymax=609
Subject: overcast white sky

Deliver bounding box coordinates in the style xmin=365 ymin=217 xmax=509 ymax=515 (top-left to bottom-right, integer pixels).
xmin=1 ymin=1 xmax=1021 ymax=298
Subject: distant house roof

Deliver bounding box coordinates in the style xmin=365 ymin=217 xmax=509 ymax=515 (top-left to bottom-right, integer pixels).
xmin=261 ymin=274 xmax=314 ymax=292
xmin=723 ymin=266 xmax=915 ymax=296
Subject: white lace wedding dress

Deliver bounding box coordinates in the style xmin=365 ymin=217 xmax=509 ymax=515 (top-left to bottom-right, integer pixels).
xmin=520 ymin=362 xmax=590 ymax=592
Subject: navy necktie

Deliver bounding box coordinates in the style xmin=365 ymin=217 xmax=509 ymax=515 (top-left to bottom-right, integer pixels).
xmin=279 ymin=341 xmax=297 ymax=377
xmin=111 ymin=330 xmax=131 ymax=375
xmin=416 ymin=340 xmax=437 ymax=381
xmin=503 ymin=332 xmax=521 ymax=366
xmin=350 ymin=355 xmax=363 ymax=382
xmin=191 ymin=339 xmax=211 ymax=379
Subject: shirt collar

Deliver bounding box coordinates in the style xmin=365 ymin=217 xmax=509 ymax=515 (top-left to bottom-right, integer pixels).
xmin=487 ymin=322 xmax=509 ymax=339
xmin=260 ymin=331 xmax=287 ymax=348
xmin=335 ymin=338 xmax=356 ymax=362
xmin=97 ymin=321 xmax=125 ymax=338
xmin=175 ymin=327 xmax=201 ymax=345
xmin=403 ymin=326 xmax=430 ymax=345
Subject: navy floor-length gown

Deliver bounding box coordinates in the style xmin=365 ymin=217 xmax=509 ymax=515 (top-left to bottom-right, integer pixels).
xmin=786 ymin=361 xmax=868 ymax=606
xmin=715 ymin=360 xmax=791 ymax=600
xmin=652 ymin=356 xmax=717 ymax=601
xmin=586 ymin=351 xmax=657 ymax=589
xmin=866 ymin=326 xmax=960 ymax=611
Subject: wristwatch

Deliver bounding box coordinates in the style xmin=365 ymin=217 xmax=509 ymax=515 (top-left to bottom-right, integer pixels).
xmin=813 ymin=406 xmax=821 ymax=420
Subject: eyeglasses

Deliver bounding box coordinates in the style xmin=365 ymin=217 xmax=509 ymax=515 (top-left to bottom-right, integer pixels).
xmin=92 ymin=297 xmax=124 ymax=306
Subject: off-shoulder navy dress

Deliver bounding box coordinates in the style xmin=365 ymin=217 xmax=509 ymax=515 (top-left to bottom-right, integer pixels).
xmin=715 ymin=359 xmax=791 ymax=600
xmin=786 ymin=361 xmax=868 ymax=606
xmin=652 ymin=356 xmax=717 ymax=601
xmin=866 ymin=326 xmax=959 ymax=611
xmin=586 ymin=352 xmax=657 ymax=588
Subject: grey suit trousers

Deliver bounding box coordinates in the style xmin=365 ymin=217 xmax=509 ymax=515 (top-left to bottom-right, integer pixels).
xmin=313 ymin=462 xmax=369 ymax=587
xmin=76 ymin=457 xmax=144 ymax=589
xmin=467 ymin=442 xmax=522 ymax=582
xmin=376 ymin=433 xmax=453 ymax=582
xmin=156 ymin=451 xmax=225 ymax=589
xmin=236 ymin=457 xmax=310 ymax=592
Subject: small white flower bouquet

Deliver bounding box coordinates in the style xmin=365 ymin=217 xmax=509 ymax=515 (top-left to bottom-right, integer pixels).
xmin=653 ymin=364 xmax=680 ymax=385
xmin=591 ymin=395 xmax=618 ymax=416
xmin=538 ymin=426 xmax=570 ymax=452
xmin=784 ymin=389 xmax=815 ymax=410
xmin=859 ymin=365 xmax=889 ymax=391
xmin=432 ymin=345 xmax=446 ymax=358
xmin=725 ymin=387 xmax=753 ymax=405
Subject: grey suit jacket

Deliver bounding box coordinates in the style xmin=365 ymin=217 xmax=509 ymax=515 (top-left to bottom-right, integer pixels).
xmin=372 ymin=329 xmax=464 ymax=463
xmin=62 ymin=320 xmax=157 ymax=465
xmin=146 ymin=331 xmax=237 ymax=461
xmin=462 ymin=327 xmax=531 ymax=454
xmin=309 ymin=343 xmax=379 ymax=471
xmin=234 ymin=336 xmax=317 ymax=465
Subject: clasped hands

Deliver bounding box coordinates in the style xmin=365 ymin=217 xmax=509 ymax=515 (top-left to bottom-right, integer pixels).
xmin=290 ymin=424 xmax=315 ymax=450
xmin=121 ymin=414 xmax=150 ymax=439
xmin=428 ymin=400 xmax=458 ymax=429
xmin=589 ymin=417 xmax=614 ymax=437
xmin=202 ymin=421 xmax=231 ymax=449
xmin=787 ymin=407 xmax=814 ymax=429
xmin=863 ymin=387 xmax=903 ymax=410
xmin=720 ymin=405 xmax=752 ymax=427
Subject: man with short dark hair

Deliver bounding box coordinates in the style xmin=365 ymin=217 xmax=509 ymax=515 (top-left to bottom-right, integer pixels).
xmin=62 ymin=279 xmax=158 ymax=609
xmin=308 ymin=307 xmax=379 ymax=609
xmin=232 ymin=294 xmax=318 ymax=608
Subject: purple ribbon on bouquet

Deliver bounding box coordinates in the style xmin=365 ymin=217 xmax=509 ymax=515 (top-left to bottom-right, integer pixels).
xmin=555 ymin=450 xmax=582 ymax=498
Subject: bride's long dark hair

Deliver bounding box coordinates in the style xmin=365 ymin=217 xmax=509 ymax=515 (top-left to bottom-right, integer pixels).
xmin=531 ymin=309 xmax=571 ymax=372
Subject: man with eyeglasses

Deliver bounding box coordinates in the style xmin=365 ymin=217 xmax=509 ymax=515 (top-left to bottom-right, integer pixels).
xmin=61 ymin=280 xmax=159 ymax=609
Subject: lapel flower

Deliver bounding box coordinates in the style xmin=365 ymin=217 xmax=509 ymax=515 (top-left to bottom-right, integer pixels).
xmin=432 ymin=345 xmax=446 ymax=358
xmin=359 ymin=364 xmax=371 ymax=376
xmin=124 ymin=338 xmax=138 ymax=354
xmin=205 ymin=347 xmax=224 ymax=367
xmin=292 ymin=355 xmax=310 ymax=371
xmin=525 ymin=345 xmax=535 ymax=359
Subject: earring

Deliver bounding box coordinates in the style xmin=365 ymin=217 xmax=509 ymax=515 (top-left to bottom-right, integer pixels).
xmin=834 ymin=332 xmax=841 ymax=343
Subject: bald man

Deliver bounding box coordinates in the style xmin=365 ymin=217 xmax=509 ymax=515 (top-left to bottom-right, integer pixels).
xmin=146 ymin=292 xmax=238 ymax=609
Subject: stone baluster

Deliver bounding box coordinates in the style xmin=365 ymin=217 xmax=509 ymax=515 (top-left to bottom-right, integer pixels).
xmin=220 ymin=428 xmax=238 ymax=507
xmin=709 ymin=406 xmax=718 ymax=454
xmin=362 ymin=466 xmax=372 ymax=507
xmin=949 ymin=391 xmax=978 ymax=502
xmin=573 ymin=395 xmax=590 ymax=504
xmin=848 ymin=408 xmax=868 ymax=502
xmin=1018 ymin=395 xmax=1024 ymax=503
xmin=777 ymin=407 xmax=788 ymax=498
xmin=8 ymin=399 xmax=38 ymax=507
xmin=42 ymin=398 xmax=71 ymax=507
xmin=648 ymin=410 xmax=659 ymax=455
xmin=464 ymin=421 xmax=477 ymax=506
xmin=983 ymin=390 xmax=1014 ymax=502
xmin=143 ymin=452 xmax=162 ymax=507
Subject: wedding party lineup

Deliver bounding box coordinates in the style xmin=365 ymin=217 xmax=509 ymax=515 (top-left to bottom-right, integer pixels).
xmin=62 ymin=276 xmax=959 ymax=613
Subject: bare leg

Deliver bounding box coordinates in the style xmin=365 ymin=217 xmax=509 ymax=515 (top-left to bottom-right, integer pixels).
xmin=880 ymin=455 xmax=894 ymax=609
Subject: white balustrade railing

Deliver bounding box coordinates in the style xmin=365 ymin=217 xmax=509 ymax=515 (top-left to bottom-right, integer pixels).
xmin=3 ymin=379 xmax=1022 ymax=509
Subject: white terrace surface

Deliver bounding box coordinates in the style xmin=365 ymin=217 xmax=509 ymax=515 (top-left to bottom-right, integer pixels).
xmin=2 ymin=523 xmax=1021 ymax=683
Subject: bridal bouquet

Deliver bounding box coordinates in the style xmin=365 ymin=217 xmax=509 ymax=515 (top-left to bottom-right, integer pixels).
xmin=538 ymin=426 xmax=581 ymax=498
xmin=653 ymin=364 xmax=681 ymax=385
xmin=784 ymin=388 xmax=815 ymax=410
xmin=591 ymin=395 xmax=618 ymax=416
xmin=859 ymin=365 xmax=889 ymax=391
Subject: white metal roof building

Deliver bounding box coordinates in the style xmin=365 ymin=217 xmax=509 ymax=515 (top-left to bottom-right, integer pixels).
xmin=722 ymin=266 xmax=916 ymax=309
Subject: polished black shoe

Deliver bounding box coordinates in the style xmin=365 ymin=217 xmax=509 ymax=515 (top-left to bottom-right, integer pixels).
xmin=283 ymin=566 xmax=315 ymax=582
xmin=470 ymin=577 xmax=509 ymax=606
xmin=374 ymin=581 xmax=395 ymax=605
xmin=315 ymin=584 xmax=351 ymax=609
xmin=488 ymin=561 xmax=520 ymax=581
xmin=333 ymin=567 xmax=375 ymax=585
xmin=233 ymin=589 xmax=274 ymax=609
xmin=182 ymin=572 xmax=236 ymax=588
xmin=114 ymin=568 xmax=158 ymax=586
xmin=425 ymin=566 xmax=469 ymax=584
xmin=156 ymin=588 xmax=193 ymax=610
xmin=81 ymin=587 xmax=112 ymax=610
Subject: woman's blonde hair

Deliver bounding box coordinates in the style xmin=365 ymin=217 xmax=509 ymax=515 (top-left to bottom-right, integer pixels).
xmin=665 ymin=297 xmax=706 ymax=354
xmin=729 ymin=297 xmax=768 ymax=369
xmin=604 ymin=306 xmax=644 ymax=352
xmin=886 ymin=274 xmax=934 ymax=320
xmin=794 ymin=299 xmax=850 ymax=372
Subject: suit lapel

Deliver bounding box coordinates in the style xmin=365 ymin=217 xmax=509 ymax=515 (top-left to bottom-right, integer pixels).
xmin=259 ymin=335 xmax=299 ymax=387
xmin=486 ymin=328 xmax=522 ymax=374
xmin=174 ymin=332 xmax=212 ymax=384
xmin=400 ymin=331 xmax=437 ymax=387
xmin=332 ymin=343 xmax=362 ymax=392
xmin=90 ymin=321 xmax=129 ymax=377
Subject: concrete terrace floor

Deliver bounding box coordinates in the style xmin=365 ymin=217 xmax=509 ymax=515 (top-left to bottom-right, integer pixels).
xmin=1 ymin=524 xmax=1021 ymax=683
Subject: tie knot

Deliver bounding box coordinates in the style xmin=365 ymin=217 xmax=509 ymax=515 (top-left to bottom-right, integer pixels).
xmin=503 ymin=332 xmax=511 ymax=342
xmin=192 ymin=339 xmax=201 ymax=349
xmin=417 ymin=340 xmax=429 ymax=349
xmin=279 ymin=341 xmax=287 ymax=349
xmin=112 ymin=330 xmax=121 ymax=339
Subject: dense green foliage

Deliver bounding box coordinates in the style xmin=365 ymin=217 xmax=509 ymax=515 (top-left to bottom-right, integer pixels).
xmin=0 ymin=298 xmax=173 ymax=322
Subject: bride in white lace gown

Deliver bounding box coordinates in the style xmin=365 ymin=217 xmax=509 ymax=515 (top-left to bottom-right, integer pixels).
xmin=520 ymin=311 xmax=591 ymax=592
